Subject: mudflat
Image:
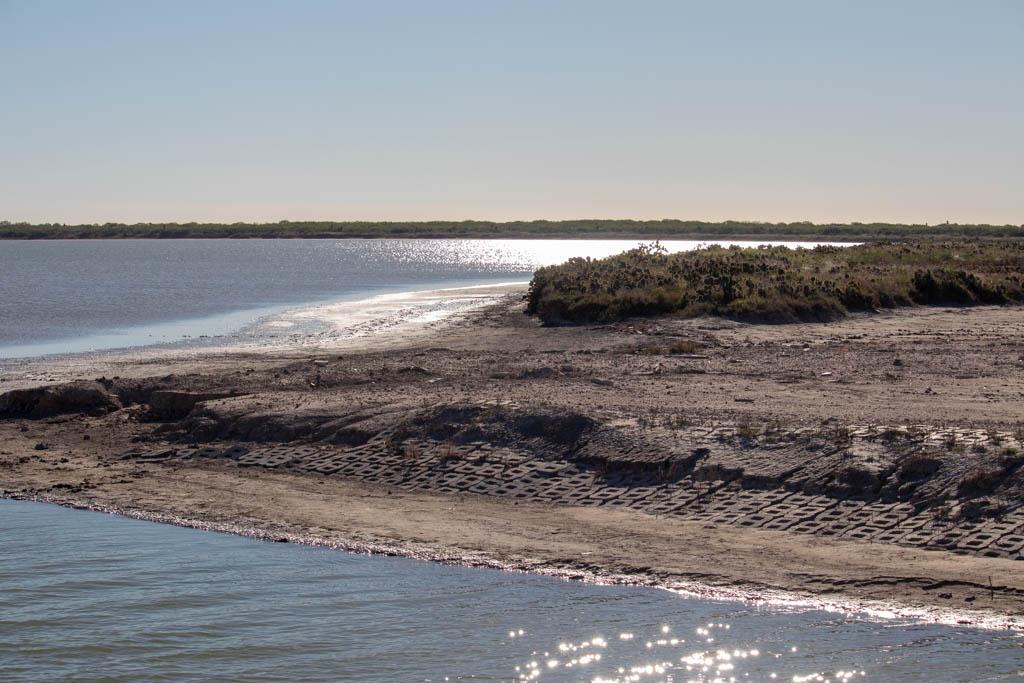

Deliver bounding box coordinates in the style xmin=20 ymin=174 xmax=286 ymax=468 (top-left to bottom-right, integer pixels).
xmin=3 ymin=286 xmax=1024 ymax=627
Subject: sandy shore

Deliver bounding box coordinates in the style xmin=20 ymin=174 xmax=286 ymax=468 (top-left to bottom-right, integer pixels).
xmin=0 ymin=283 xmax=521 ymax=389
xmin=12 ymin=463 xmax=1024 ymax=630
xmin=3 ymin=285 xmax=1024 ymax=628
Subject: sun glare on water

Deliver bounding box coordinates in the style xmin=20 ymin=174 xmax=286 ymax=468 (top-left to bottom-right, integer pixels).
xmin=495 ymin=622 xmax=868 ymax=683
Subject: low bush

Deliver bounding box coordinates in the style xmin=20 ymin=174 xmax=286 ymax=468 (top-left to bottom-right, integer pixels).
xmin=525 ymin=240 xmax=1024 ymax=324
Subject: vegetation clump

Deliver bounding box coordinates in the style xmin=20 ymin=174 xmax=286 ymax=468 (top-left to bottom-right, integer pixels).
xmin=525 ymin=240 xmax=1024 ymax=324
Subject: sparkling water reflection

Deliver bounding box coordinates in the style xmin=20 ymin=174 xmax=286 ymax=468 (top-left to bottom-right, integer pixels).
xmin=1 ymin=500 xmax=1021 ymax=682
xmin=506 ymin=624 xmax=866 ymax=682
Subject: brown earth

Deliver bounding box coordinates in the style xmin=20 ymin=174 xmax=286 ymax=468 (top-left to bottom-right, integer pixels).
xmin=3 ymin=288 xmax=1024 ymax=627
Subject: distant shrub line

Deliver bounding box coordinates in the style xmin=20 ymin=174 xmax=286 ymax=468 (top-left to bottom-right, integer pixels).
xmin=1 ymin=219 xmax=1023 ymax=240
xmin=525 ymin=241 xmax=1024 ymax=324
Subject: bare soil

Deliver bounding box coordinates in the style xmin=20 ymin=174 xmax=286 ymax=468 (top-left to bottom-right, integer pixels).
xmin=3 ymin=289 xmax=1024 ymax=626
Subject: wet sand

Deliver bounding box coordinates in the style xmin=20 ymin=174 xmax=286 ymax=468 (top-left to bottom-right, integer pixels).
xmin=0 ymin=283 xmax=520 ymax=389
xmin=10 ymin=458 xmax=1024 ymax=630
xmin=3 ymin=285 xmax=1024 ymax=628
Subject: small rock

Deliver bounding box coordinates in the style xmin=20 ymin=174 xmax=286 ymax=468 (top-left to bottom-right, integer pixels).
xmin=517 ymin=366 xmax=557 ymax=379
xmin=33 ymin=442 xmax=49 ymax=451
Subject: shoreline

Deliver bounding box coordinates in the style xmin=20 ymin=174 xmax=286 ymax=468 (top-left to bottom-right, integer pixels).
xmin=0 ymin=282 xmax=524 ymax=370
xmin=10 ymin=494 xmax=1019 ymax=631
xmin=0 ymin=282 xmax=524 ymax=390
xmin=4 ymin=292 xmax=1024 ymax=630
xmin=9 ymin=484 xmax=1023 ymax=632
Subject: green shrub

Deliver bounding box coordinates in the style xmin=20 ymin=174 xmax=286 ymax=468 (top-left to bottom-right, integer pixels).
xmin=526 ymin=240 xmax=1024 ymax=324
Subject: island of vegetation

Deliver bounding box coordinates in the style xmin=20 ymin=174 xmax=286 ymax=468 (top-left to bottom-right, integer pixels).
xmin=527 ymin=240 xmax=1024 ymax=324
xmin=1 ymin=219 xmax=1023 ymax=241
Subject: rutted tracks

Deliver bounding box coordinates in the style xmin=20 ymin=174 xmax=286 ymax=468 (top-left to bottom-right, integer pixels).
xmin=122 ymin=419 xmax=1024 ymax=561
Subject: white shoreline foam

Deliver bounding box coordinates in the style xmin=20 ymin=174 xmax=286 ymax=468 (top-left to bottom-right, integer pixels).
xmin=225 ymin=280 xmax=527 ymax=352
xmin=13 ymin=494 xmax=1022 ymax=633
xmin=0 ymin=281 xmax=527 ymax=384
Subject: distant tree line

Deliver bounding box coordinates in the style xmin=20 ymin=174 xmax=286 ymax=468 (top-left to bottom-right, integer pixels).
xmin=1 ymin=219 xmax=1022 ymax=240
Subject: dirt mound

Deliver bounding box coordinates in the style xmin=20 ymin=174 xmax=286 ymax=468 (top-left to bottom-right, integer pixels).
xmin=388 ymin=403 xmax=598 ymax=457
xmin=0 ymin=381 xmax=122 ymax=419
xmin=158 ymin=394 xmax=416 ymax=445
xmin=147 ymin=390 xmax=240 ymax=420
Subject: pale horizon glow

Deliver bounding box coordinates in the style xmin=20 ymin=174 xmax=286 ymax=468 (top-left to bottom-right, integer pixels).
xmin=1 ymin=1 xmax=1021 ymax=226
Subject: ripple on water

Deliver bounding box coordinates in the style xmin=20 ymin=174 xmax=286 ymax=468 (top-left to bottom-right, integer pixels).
xmin=1 ymin=500 xmax=1022 ymax=682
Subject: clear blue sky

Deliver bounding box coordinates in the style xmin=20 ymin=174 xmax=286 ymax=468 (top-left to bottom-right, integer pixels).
xmin=2 ymin=1 xmax=1021 ymax=224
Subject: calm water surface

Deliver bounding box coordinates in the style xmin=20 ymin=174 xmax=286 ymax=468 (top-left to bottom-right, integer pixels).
xmin=0 ymin=239 xmax=836 ymax=357
xmin=1 ymin=500 xmax=1021 ymax=682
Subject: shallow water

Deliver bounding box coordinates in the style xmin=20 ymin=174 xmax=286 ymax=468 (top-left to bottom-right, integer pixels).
xmin=0 ymin=238 xmax=836 ymax=357
xmin=1 ymin=500 xmax=1021 ymax=682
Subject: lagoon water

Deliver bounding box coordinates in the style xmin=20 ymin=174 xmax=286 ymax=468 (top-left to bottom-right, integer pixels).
xmin=1 ymin=500 xmax=1022 ymax=682
xmin=0 ymin=238 xmax=836 ymax=358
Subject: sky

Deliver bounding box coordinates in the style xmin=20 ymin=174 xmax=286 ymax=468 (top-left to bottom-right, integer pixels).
xmin=1 ymin=1 xmax=1021 ymax=225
